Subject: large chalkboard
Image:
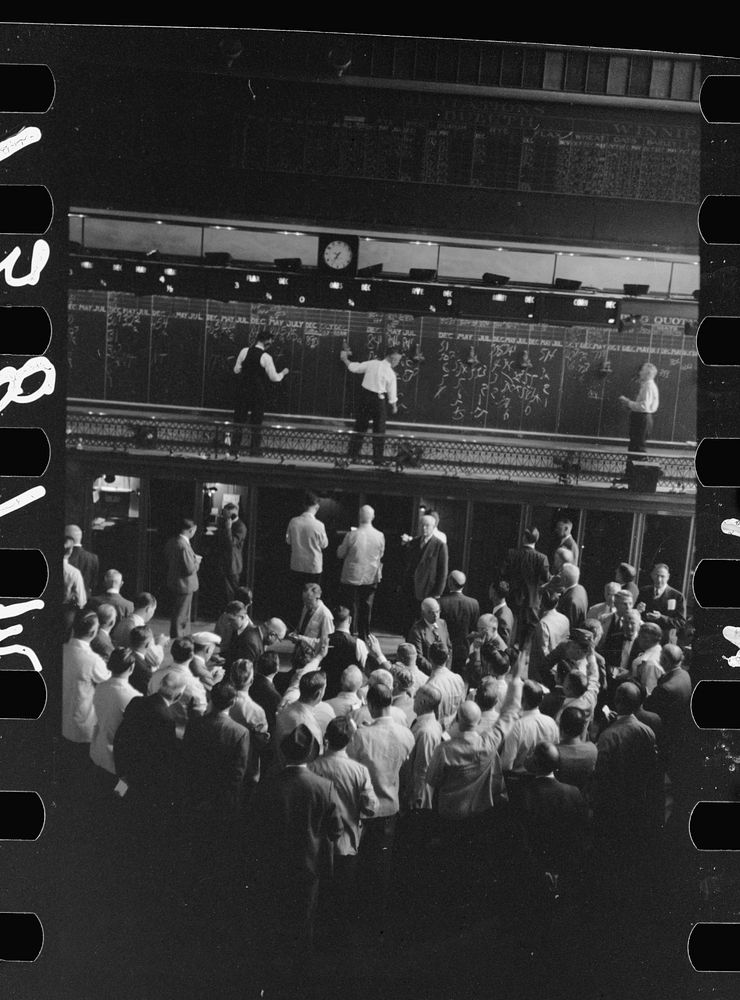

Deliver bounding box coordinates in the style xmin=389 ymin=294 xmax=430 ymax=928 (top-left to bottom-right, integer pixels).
xmin=67 ymin=289 xmax=696 ymax=442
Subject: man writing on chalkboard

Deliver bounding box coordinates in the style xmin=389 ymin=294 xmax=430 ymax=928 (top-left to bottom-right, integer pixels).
xmin=231 ymin=330 xmax=289 ymax=457
xmin=619 ymin=362 xmax=659 ymax=457
xmin=339 ymin=345 xmax=402 ymax=466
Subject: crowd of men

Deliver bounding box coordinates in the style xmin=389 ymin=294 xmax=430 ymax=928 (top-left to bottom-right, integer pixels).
xmin=61 ymin=502 xmax=695 ymax=981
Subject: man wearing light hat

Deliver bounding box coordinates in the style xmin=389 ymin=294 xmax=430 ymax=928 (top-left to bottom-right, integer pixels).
xmin=439 ymin=570 xmax=480 ymax=677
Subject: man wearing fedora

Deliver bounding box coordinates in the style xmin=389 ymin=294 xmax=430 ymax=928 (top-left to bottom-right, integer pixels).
xmin=249 ymin=723 xmax=342 ymax=968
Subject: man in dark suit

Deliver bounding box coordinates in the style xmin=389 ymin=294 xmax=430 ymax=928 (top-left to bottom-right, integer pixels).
xmin=87 ymin=569 xmax=135 ymax=624
xmin=215 ymin=502 xmax=247 ymax=605
xmin=592 ymin=682 xmax=660 ymax=847
xmin=644 ymin=645 xmax=692 ymax=765
xmin=249 ymin=724 xmax=342 ymax=967
xmin=183 ymin=681 xmax=250 ymax=846
xmin=556 ymin=564 xmax=589 ymax=630
xmin=403 ymin=513 xmax=448 ymax=621
xmin=439 ymin=571 xmax=480 ymax=676
xmin=602 ymin=609 xmax=642 ymax=689
xmin=235 ymin=615 xmax=288 ymax=667
xmin=500 ymin=526 xmax=550 ymax=645
xmin=65 ymin=523 xmax=99 ymax=596
xmin=636 ymin=563 xmax=686 ymax=644
xmin=518 ymin=741 xmax=590 ymax=880
xmin=113 ymin=671 xmax=185 ymax=834
xmin=320 ymin=606 xmax=367 ymax=699
xmin=249 ymin=650 xmax=283 ymax=735
xmin=110 ymin=591 xmax=158 ymax=647
xmin=164 ymin=518 xmax=201 ymax=638
xmin=220 ymin=600 xmax=255 ymax=669
xmin=407 ymin=598 xmax=452 ymax=675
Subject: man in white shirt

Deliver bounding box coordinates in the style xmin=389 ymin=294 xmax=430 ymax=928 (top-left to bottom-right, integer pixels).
xmin=500 ymin=680 xmax=560 ymax=775
xmin=63 ymin=610 xmax=111 ymax=748
xmin=90 ymin=647 xmax=141 ymax=779
xmin=148 ymin=636 xmax=207 ymax=733
xmin=274 ymin=670 xmax=327 ymax=764
xmin=347 ymin=682 xmax=414 ymax=925
xmin=629 ymin=621 xmax=664 ymax=694
xmin=405 ymin=684 xmax=444 ymax=812
xmin=427 ymin=642 xmax=466 ymax=732
xmin=310 ymin=715 xmax=378 ymax=883
xmin=619 ymin=361 xmax=659 ymax=456
xmin=529 ymin=590 xmax=570 ymax=684
xmin=340 ymin=345 xmax=402 ymax=466
xmin=283 ymin=583 xmax=334 ymax=690
xmin=337 ymin=504 xmax=386 ymax=640
xmin=63 ymin=536 xmax=87 ymax=640
xmin=285 ymin=492 xmax=328 ymax=612
xmin=310 ymin=715 xmax=378 ymax=940
xmin=588 ymin=582 xmax=622 ymax=637
xmin=326 ymin=665 xmax=365 ymax=721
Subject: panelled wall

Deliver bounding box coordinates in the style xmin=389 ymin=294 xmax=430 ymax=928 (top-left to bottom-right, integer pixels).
xmin=67 ymin=459 xmax=695 ymax=632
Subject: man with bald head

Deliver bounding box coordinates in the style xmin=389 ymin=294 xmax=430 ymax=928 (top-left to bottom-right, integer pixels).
xmin=65 ymin=523 xmax=99 ymax=596
xmin=403 ymin=513 xmax=449 ymax=621
xmin=439 ymin=570 xmax=480 ymax=676
xmin=556 ymin=564 xmax=588 ymax=629
xmin=425 ymin=677 xmax=524 ymax=830
xmin=337 ymin=504 xmax=386 ymax=641
xmin=407 ymin=597 xmax=452 ymax=676
xmin=88 ymin=568 xmax=134 ymax=624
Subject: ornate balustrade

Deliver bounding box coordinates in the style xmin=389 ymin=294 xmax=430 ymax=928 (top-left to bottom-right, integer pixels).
xmin=66 ymin=407 xmax=696 ymax=494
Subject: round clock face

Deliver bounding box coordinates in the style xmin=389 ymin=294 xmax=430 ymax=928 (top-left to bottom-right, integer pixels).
xmin=323 ymin=239 xmax=354 ymax=270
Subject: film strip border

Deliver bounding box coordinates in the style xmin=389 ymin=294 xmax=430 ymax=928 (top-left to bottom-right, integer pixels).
xmin=689 ymin=67 xmax=740 ymax=972
xmin=1 ymin=62 xmax=60 ymax=969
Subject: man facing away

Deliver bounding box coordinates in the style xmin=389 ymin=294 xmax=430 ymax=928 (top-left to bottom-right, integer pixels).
xmin=337 ymin=504 xmax=386 ymax=640
xmin=64 ymin=522 xmax=99 ymax=596
xmin=249 ymin=724 xmax=342 ymax=969
xmin=88 ymin=568 xmax=134 ymax=624
xmin=285 ymin=492 xmax=328 ymax=613
xmin=501 ymin=526 xmax=550 ymax=646
xmin=439 ymin=570 xmax=480 ymax=676
xmin=232 ymin=328 xmax=289 ymax=457
xmin=340 ymin=344 xmax=402 ymax=466
xmin=347 ymin=682 xmax=414 ymax=926
xmin=319 ymin=606 xmax=368 ymax=700
xmin=310 ymin=715 xmax=378 ymax=933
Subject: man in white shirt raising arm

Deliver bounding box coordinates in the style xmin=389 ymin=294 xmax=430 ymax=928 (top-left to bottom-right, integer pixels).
xmin=340 ymin=344 xmax=402 ymax=467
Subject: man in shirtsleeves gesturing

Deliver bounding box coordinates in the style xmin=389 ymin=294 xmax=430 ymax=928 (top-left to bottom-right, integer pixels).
xmin=340 ymin=344 xmax=402 ymax=467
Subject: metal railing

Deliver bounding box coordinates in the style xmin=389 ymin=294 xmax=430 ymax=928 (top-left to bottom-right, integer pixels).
xmin=67 ymin=407 xmax=696 ymax=494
